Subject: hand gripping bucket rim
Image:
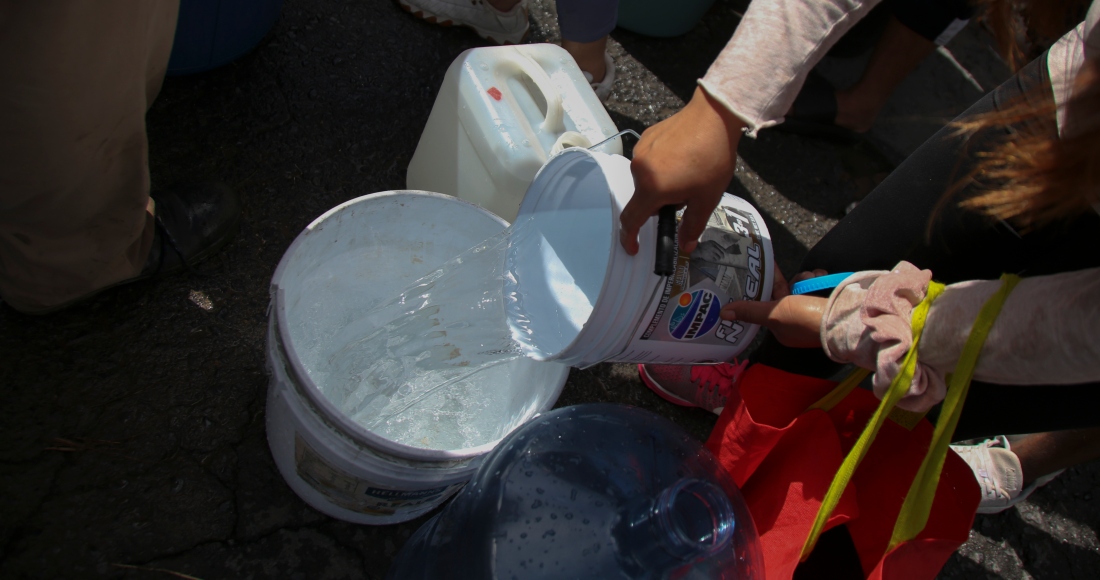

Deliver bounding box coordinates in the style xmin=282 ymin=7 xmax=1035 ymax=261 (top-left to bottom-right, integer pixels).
xmin=506 ymin=148 xmax=773 ymax=367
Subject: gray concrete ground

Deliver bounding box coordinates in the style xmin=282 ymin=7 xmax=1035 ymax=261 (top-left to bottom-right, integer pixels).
xmin=1 ymin=0 xmax=1097 ymax=578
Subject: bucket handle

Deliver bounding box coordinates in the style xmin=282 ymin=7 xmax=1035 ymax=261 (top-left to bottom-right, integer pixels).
xmin=588 ymin=129 xmax=639 ymax=153
xmin=511 ymin=52 xmax=566 ymax=134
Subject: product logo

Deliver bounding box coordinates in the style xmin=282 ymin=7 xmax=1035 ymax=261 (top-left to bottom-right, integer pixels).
xmin=668 ymin=290 xmax=722 ymax=340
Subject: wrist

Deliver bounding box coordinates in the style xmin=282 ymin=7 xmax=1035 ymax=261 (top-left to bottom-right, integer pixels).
xmin=689 ymin=86 xmax=746 ymax=148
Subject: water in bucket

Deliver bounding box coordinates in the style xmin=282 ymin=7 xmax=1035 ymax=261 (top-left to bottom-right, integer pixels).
xmin=313 ymin=197 xmax=611 ymax=449
xmin=316 ymin=226 xmax=525 ymax=450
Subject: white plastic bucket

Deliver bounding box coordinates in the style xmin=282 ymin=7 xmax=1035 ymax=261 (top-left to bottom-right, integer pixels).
xmin=406 ymin=43 xmax=622 ymax=222
xmin=265 ymin=191 xmax=570 ymax=524
xmin=505 ymin=148 xmax=774 ymax=367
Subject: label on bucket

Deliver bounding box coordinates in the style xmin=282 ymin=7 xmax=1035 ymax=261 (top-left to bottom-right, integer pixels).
xmin=294 ymin=434 xmax=464 ymax=516
xmin=620 ymin=194 xmax=772 ymax=362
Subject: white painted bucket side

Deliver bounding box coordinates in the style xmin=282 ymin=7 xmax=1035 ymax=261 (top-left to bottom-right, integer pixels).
xmin=266 ymin=191 xmax=570 ymax=524
xmin=266 ymin=321 xmax=472 ymax=524
xmin=406 ymin=44 xmax=622 ymax=222
xmin=507 ymin=149 xmax=774 ymax=368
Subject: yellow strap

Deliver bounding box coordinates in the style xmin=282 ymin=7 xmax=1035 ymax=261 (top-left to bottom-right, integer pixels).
xmin=888 ymin=274 xmax=1020 ymax=551
xmin=808 ymin=367 xmax=870 ymax=412
xmin=799 ymin=280 xmax=946 ymax=560
xmin=810 ymin=369 xmax=925 ymax=429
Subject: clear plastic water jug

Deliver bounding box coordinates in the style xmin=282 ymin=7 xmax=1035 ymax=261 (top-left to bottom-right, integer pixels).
xmin=406 ymin=44 xmax=622 ymax=222
xmin=387 ymin=403 xmax=763 ymax=579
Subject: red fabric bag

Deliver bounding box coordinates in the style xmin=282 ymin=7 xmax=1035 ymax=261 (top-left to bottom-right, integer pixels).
xmin=705 ymin=275 xmax=1020 ymax=579
xmin=706 ymin=364 xmax=978 ymax=579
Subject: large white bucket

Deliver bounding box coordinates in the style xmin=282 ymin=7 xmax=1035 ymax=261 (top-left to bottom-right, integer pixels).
xmin=506 ymin=148 xmax=775 ymax=368
xmin=406 ymin=43 xmax=622 ymax=222
xmin=266 ymin=191 xmax=570 ymax=524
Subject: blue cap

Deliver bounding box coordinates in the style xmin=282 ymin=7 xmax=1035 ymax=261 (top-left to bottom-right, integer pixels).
xmin=790 ymin=272 xmax=856 ymax=296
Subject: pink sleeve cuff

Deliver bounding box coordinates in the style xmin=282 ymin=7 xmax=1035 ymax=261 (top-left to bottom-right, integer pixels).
xmin=820 ymin=261 xmax=946 ymax=412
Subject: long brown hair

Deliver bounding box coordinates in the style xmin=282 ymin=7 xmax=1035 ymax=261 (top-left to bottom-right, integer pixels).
xmin=974 ymin=0 xmax=1089 ymax=70
xmin=950 ymin=1 xmax=1099 ymax=228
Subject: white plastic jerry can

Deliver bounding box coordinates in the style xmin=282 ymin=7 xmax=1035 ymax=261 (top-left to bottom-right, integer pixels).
xmin=406 ymin=43 xmax=623 ymax=222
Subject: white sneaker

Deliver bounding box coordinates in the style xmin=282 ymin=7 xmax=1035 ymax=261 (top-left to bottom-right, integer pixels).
xmin=398 ymin=0 xmax=529 ymax=45
xmin=950 ymin=436 xmax=1064 ymax=514
xmin=582 ymin=51 xmax=615 ymax=102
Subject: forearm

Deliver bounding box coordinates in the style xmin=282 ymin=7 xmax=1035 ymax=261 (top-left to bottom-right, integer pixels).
xmin=699 ymin=0 xmax=882 ymax=136
xmin=920 ymin=268 xmax=1100 ymax=385
xmin=821 ymin=263 xmax=1100 ymax=411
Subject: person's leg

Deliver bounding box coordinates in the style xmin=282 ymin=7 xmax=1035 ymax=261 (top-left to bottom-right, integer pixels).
xmin=561 ymin=38 xmax=609 ymax=82
xmin=833 ymin=16 xmax=937 ymax=133
xmin=0 ymin=0 xmax=178 ymax=313
xmin=796 ymin=0 xmax=973 ymax=133
xmin=556 ymin=0 xmax=618 ymax=82
xmin=1015 ymin=428 xmax=1100 ymax=485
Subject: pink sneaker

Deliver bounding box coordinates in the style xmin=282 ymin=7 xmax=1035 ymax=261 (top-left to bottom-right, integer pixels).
xmin=638 ymin=361 xmax=749 ymax=415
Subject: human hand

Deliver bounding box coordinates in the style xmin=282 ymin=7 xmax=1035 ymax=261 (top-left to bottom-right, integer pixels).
xmin=619 ymin=86 xmax=746 ymax=256
xmin=720 ymin=266 xmax=831 ymax=348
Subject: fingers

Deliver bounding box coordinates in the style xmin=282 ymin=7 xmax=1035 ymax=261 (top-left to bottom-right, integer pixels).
xmin=721 ymin=295 xmax=827 ymax=348
xmin=771 ymin=265 xmax=791 ymax=299
xmin=720 ymin=298 xmax=776 ymax=326
xmin=617 ymin=214 xmax=641 ymax=256
xmin=789 ymin=269 xmax=829 ymax=285
xmin=618 ymin=190 xmax=658 ymax=256
xmin=677 ymin=198 xmax=717 ymax=254
xmin=620 ymin=131 xmax=663 ymax=256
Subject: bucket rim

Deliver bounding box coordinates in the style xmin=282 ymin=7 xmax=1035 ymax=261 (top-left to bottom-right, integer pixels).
xmin=271 ymin=190 xmax=540 ymax=462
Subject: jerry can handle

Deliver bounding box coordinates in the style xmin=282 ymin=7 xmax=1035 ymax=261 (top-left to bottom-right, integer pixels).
xmin=512 ymin=53 xmax=566 ymax=134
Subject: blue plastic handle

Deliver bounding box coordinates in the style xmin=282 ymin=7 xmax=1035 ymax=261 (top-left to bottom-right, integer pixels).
xmin=790 ymin=272 xmax=855 ymax=296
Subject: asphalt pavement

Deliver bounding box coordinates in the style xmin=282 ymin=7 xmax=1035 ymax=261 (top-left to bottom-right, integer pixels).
xmin=1 ymin=0 xmax=1097 ymax=578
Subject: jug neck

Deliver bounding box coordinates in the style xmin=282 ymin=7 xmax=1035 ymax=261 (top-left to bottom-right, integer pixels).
xmin=616 ymin=478 xmax=737 ymax=572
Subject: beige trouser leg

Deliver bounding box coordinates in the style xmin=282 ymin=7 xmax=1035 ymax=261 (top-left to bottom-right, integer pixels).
xmin=0 ymin=0 xmax=179 ymax=313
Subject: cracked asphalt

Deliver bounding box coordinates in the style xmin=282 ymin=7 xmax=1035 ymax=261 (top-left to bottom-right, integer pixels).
xmin=1 ymin=0 xmax=1097 ymax=578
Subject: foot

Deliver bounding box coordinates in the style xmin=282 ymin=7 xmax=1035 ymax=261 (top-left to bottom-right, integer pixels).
xmin=638 ymin=360 xmax=748 ymax=415
xmin=143 ymin=181 xmax=242 ymax=277
xmin=397 ymin=0 xmax=529 ymax=45
xmin=17 ymin=182 xmax=241 ymax=315
xmin=950 ymin=436 xmax=1064 ymax=514
xmin=581 ymin=51 xmax=615 ymax=102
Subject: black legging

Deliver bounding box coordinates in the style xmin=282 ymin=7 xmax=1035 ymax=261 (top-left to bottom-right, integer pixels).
xmin=755 ymin=53 xmax=1100 ymax=441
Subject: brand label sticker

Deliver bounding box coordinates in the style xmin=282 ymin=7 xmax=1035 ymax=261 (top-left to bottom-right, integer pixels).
xmin=668 ymin=290 xmax=723 ymax=340
xmin=294 ymin=433 xmax=462 ymax=515
xmin=635 ymin=194 xmax=771 ymax=355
